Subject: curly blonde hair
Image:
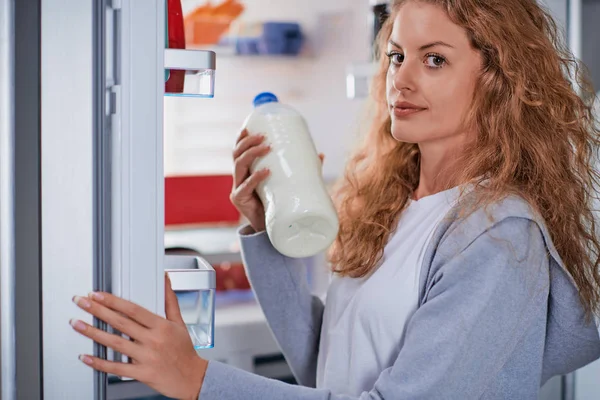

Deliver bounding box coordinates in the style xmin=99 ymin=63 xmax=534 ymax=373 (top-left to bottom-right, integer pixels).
xmin=328 ymin=0 xmax=600 ymax=318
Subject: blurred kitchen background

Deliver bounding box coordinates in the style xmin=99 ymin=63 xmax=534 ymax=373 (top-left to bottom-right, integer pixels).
xmin=159 ymin=0 xmax=372 ymax=396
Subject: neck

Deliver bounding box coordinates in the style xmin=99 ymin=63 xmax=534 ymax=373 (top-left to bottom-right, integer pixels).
xmin=412 ymin=137 xmax=465 ymax=200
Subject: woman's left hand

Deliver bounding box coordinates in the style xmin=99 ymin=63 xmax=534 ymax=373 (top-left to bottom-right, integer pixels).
xmin=70 ymin=275 xmax=206 ymax=400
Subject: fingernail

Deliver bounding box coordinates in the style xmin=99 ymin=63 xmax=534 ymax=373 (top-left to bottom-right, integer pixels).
xmin=79 ymin=355 xmax=93 ymax=365
xmin=73 ymin=296 xmax=90 ymax=309
xmin=88 ymin=291 xmax=104 ymax=301
xmin=69 ymin=319 xmax=86 ymax=332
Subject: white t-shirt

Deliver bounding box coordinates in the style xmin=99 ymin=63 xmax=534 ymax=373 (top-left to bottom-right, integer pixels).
xmin=316 ymin=187 xmax=462 ymax=396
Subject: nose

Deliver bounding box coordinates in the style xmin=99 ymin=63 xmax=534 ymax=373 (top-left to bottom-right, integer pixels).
xmin=390 ymin=59 xmax=417 ymax=92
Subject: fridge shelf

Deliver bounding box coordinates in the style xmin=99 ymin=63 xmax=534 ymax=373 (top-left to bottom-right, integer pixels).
xmin=164 ymin=49 xmax=216 ymax=98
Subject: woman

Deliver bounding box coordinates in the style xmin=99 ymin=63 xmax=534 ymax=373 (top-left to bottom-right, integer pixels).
xmin=70 ymin=0 xmax=600 ymax=398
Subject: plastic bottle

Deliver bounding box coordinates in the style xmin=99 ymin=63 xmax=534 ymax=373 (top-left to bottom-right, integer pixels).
xmin=242 ymin=92 xmax=339 ymax=258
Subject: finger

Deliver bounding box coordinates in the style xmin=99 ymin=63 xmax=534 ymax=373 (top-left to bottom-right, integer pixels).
xmin=75 ymin=293 xmax=157 ymax=331
xmin=73 ymin=295 xmax=149 ymax=342
xmin=70 ymin=318 xmax=143 ymax=360
xmin=233 ymin=144 xmax=270 ymax=188
xmin=233 ymin=133 xmax=265 ymax=160
xmin=235 ymin=128 xmax=249 ymax=145
xmin=78 ymin=354 xmax=138 ymax=379
xmin=165 ymin=274 xmax=185 ymax=325
xmin=234 ymin=168 xmax=270 ymax=199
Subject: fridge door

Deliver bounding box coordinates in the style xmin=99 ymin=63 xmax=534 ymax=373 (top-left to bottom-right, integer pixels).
xmin=2 ymin=0 xmax=44 ymax=398
xmin=40 ymin=0 xmax=165 ymax=397
xmin=109 ymin=0 xmax=166 ymax=327
xmin=0 ymin=0 xmax=16 ymax=398
xmin=40 ymin=1 xmax=217 ymax=398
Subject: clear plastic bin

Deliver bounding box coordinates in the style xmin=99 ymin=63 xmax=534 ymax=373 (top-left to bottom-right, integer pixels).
xmin=164 ymin=49 xmax=216 ymax=98
xmin=164 ymin=68 xmax=215 ymax=98
xmin=165 ymin=255 xmax=216 ymax=350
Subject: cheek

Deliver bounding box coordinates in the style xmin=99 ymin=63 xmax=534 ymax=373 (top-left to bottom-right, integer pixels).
xmin=429 ymin=77 xmax=473 ymax=124
xmin=385 ymin=70 xmax=394 ymax=102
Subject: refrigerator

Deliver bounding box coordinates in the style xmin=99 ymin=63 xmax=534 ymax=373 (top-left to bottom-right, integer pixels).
xmin=1 ymin=0 xmax=599 ymax=399
xmin=1 ymin=0 xmax=217 ymax=398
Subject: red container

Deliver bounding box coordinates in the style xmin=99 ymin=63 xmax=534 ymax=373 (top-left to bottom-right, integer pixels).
xmin=165 ymin=175 xmax=241 ymax=227
xmin=165 ymin=0 xmax=186 ymax=93
xmin=214 ymin=261 xmax=251 ymax=291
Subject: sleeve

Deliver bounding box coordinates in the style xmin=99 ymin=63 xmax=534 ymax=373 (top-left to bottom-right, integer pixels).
xmin=199 ymin=218 xmax=550 ymax=400
xmin=236 ymin=225 xmax=325 ymax=387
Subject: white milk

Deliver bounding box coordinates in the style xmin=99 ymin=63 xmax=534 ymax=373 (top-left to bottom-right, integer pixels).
xmin=242 ymin=92 xmax=339 ymax=258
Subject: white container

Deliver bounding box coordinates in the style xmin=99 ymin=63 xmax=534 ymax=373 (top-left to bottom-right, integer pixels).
xmin=242 ymin=92 xmax=339 ymax=258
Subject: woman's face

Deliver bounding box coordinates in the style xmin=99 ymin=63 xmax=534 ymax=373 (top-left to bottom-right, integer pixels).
xmin=386 ymin=1 xmax=482 ymax=147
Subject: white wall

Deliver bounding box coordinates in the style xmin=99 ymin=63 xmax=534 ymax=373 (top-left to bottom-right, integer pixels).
xmin=165 ymin=0 xmax=372 ymax=181
xmin=576 ymin=358 xmax=600 ymax=400
xmin=539 ymin=0 xmax=568 ymax=33
xmin=581 ymin=0 xmax=600 ymax=90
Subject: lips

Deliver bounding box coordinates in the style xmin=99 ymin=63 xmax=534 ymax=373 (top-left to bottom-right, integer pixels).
xmin=391 ymin=101 xmax=427 ymax=117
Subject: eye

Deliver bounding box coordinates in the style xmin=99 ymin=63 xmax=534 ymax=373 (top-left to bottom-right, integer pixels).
xmin=425 ymin=53 xmax=447 ymax=69
xmin=386 ymin=51 xmax=404 ymax=66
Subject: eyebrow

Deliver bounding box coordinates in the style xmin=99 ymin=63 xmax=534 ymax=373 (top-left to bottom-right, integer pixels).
xmin=388 ymin=39 xmax=455 ymax=51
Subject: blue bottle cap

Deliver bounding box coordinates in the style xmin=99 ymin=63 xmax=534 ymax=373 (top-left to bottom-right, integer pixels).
xmin=253 ymin=92 xmax=279 ymax=107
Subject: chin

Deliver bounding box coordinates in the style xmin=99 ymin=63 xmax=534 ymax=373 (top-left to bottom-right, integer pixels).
xmin=390 ymin=125 xmax=423 ymax=144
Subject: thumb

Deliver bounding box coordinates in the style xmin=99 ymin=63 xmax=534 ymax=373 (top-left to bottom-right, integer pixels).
xmin=165 ymin=273 xmax=185 ymax=325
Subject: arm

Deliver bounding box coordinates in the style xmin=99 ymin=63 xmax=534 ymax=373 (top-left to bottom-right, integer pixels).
xmin=238 ymin=225 xmax=325 ymax=387
xmin=201 ymin=217 xmax=550 ymax=399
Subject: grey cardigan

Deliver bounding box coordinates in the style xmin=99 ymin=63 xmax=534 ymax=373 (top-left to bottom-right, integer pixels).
xmin=199 ymin=194 xmax=600 ymax=399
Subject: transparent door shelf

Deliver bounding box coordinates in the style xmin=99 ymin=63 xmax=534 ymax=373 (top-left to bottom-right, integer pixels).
xmin=165 ymin=255 xmax=216 ymax=350
xmin=164 ymin=49 xmax=216 ymax=98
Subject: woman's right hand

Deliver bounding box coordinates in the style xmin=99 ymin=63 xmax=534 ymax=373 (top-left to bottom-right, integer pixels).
xmin=230 ymin=129 xmax=326 ymax=233
xmin=230 ymin=129 xmax=271 ymax=233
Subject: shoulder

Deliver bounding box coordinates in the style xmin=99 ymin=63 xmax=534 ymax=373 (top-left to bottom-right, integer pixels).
xmin=423 ymin=192 xmax=562 ymax=276
xmin=415 ymin=192 xmax=555 ymax=309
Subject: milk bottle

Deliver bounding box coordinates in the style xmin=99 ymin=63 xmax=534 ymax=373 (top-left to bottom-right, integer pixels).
xmin=242 ymin=92 xmax=339 ymax=258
